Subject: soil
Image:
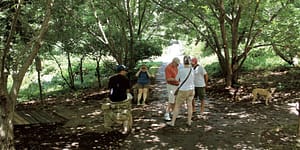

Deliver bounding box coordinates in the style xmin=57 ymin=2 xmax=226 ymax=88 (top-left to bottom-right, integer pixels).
xmin=14 ymin=64 xmax=300 ymax=150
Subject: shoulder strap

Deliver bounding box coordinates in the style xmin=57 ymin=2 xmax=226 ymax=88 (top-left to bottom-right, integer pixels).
xmin=177 ymin=68 xmax=192 ymax=90
xmin=193 ymin=64 xmax=199 ymax=70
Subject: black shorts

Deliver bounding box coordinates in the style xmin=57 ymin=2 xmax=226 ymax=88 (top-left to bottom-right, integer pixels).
xmin=194 ymin=87 xmax=206 ymax=100
xmin=136 ymin=83 xmax=150 ymax=89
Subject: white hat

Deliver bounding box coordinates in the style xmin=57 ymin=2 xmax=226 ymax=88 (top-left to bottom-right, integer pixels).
xmin=172 ymin=57 xmax=180 ymax=64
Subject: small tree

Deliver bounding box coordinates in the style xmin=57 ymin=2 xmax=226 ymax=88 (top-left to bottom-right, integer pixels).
xmin=0 ymin=0 xmax=53 ymax=149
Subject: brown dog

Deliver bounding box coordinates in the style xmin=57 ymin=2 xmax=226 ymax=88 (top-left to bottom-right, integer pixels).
xmin=252 ymin=88 xmax=275 ymax=105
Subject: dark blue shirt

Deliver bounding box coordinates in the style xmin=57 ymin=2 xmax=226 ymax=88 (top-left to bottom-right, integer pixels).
xmin=137 ymin=71 xmax=150 ymax=85
xmin=108 ymin=74 xmax=130 ymax=102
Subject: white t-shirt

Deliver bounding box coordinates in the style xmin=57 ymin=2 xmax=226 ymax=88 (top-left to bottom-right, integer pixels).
xmin=176 ymin=66 xmax=195 ymax=91
xmin=193 ymin=65 xmax=207 ymax=87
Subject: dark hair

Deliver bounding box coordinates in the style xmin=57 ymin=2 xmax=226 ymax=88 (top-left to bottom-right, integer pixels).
xmin=183 ymin=56 xmax=191 ymax=65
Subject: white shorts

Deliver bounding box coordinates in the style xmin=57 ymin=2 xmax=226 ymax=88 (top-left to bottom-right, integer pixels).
xmin=166 ymin=84 xmax=178 ymax=104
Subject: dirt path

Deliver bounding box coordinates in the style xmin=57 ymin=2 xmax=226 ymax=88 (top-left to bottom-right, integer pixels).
xmin=119 ymin=63 xmax=299 ymax=149
xmin=14 ymin=63 xmax=300 ymax=149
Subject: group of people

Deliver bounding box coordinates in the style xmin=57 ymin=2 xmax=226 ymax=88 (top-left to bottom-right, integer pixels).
xmin=107 ymin=55 xmax=208 ymax=128
xmin=164 ymin=56 xmax=208 ymax=127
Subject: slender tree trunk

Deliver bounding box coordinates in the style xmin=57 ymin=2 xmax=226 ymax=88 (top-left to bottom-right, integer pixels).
xmin=79 ymin=57 xmax=84 ymax=84
xmin=218 ymin=0 xmax=232 ymax=87
xmin=67 ymin=52 xmax=75 ymax=89
xmin=95 ymin=59 xmax=101 ymax=88
xmin=298 ymin=100 xmax=300 ymax=136
xmin=37 ymin=70 xmax=43 ymax=101
xmin=35 ymin=56 xmax=43 ymax=101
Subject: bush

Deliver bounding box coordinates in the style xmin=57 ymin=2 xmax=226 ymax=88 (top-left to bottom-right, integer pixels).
xmin=243 ymin=49 xmax=287 ymax=71
xmin=205 ymin=62 xmax=223 ymax=77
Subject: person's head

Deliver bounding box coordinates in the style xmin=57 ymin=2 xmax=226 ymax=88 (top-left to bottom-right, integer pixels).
xmin=140 ymin=64 xmax=148 ymax=72
xmin=191 ymin=57 xmax=198 ymax=66
xmin=183 ymin=55 xmax=191 ymax=65
xmin=172 ymin=57 xmax=180 ymax=67
xmin=116 ymin=65 xmax=128 ymax=75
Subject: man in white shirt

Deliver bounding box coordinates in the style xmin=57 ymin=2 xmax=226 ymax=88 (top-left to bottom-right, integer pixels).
xmin=191 ymin=57 xmax=208 ymax=114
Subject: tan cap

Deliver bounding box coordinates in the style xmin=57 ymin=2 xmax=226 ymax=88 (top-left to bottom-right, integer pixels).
xmin=172 ymin=57 xmax=180 ymax=64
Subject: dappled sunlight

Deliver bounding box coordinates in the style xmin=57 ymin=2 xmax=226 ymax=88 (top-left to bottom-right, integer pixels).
xmin=14 ymin=58 xmax=300 ymax=149
xmin=226 ymin=111 xmax=249 ymax=118
xmin=287 ymin=102 xmax=298 ymax=115
xmin=203 ymin=125 xmax=213 ymax=132
xmin=150 ymin=123 xmax=166 ymax=130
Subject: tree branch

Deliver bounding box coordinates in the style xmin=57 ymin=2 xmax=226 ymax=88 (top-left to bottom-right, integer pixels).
xmin=10 ymin=0 xmax=53 ymax=99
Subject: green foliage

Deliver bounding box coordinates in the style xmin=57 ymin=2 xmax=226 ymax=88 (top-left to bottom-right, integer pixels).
xmin=204 ymin=48 xmax=289 ymax=78
xmin=133 ymin=40 xmax=162 ymax=62
xmin=11 ymin=0 xmax=300 ymax=101
xmin=205 ymin=62 xmax=223 ymax=78
xmin=243 ymin=48 xmax=287 ymax=71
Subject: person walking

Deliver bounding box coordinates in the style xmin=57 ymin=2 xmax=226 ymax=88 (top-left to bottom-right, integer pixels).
xmin=191 ymin=57 xmax=208 ymax=114
xmin=166 ymin=56 xmax=195 ymax=126
xmin=135 ymin=64 xmax=152 ymax=105
xmin=164 ymin=57 xmax=180 ymax=121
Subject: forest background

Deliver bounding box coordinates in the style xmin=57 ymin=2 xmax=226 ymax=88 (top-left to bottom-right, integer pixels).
xmin=0 ymin=0 xmax=300 ymax=149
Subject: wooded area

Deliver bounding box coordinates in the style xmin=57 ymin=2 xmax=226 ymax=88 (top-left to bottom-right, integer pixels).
xmin=1 ymin=0 xmax=300 ymax=149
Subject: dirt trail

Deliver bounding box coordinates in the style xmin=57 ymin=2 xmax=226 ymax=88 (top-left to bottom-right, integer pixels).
xmin=14 ymin=64 xmax=300 ymax=149
xmin=120 ymin=63 xmax=299 ymax=149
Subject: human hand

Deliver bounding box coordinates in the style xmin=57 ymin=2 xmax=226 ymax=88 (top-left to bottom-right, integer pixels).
xmin=127 ymin=93 xmax=133 ymax=100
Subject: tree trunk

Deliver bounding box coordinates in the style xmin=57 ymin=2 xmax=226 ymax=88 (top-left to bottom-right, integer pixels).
xmin=37 ymin=70 xmax=43 ymax=101
xmin=298 ymin=100 xmax=300 ymax=137
xmin=79 ymin=57 xmax=84 ymax=84
xmin=67 ymin=52 xmax=75 ymax=90
xmin=0 ymin=0 xmax=53 ymax=148
xmin=35 ymin=56 xmax=43 ymax=101
xmin=95 ymin=59 xmax=101 ymax=88
xmin=0 ymin=95 xmax=14 ymax=150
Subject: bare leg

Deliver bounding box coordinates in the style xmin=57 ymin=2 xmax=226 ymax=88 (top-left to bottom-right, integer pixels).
xmin=192 ymin=99 xmax=196 ymax=112
xmin=137 ymin=89 xmax=143 ymax=105
xmin=142 ymin=88 xmax=148 ymax=105
xmin=187 ymin=98 xmax=193 ymax=125
xmin=170 ymin=99 xmax=182 ymax=126
xmin=200 ymin=100 xmax=205 ymax=114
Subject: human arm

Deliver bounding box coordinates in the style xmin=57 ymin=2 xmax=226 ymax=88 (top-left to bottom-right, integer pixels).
xmin=135 ymin=70 xmax=141 ymax=77
xmin=204 ymin=73 xmax=209 ymax=88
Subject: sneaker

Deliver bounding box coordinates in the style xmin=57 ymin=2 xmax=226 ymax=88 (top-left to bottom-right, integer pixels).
xmin=164 ymin=113 xmax=171 ymax=121
xmin=166 ymin=121 xmax=174 ymax=126
xmin=187 ymin=121 xmax=192 ymax=126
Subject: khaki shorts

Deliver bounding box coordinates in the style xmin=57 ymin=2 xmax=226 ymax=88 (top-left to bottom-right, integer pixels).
xmin=166 ymin=84 xmax=177 ymax=104
xmin=176 ymin=90 xmax=195 ymax=105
